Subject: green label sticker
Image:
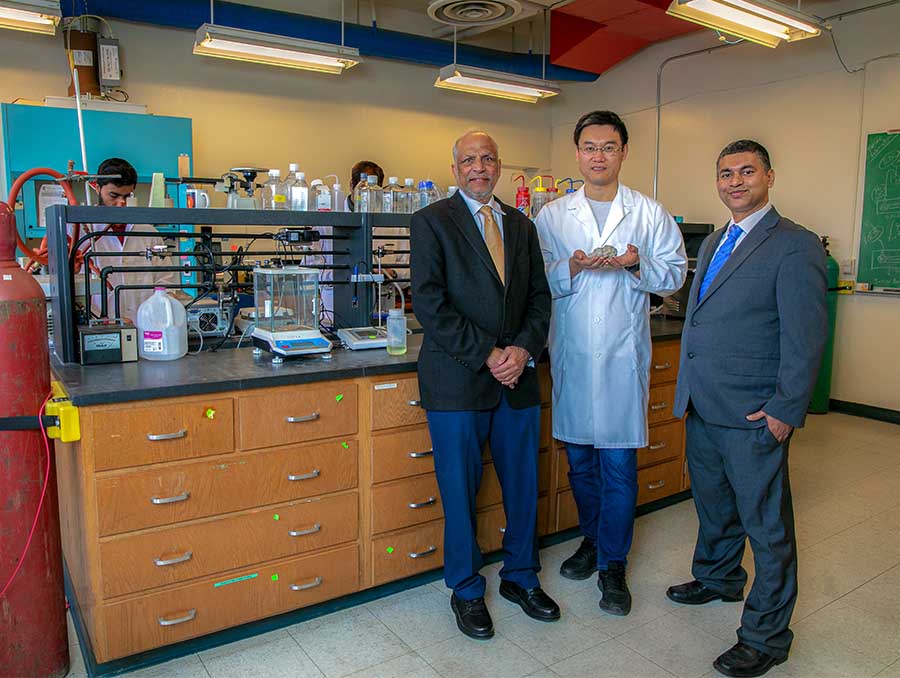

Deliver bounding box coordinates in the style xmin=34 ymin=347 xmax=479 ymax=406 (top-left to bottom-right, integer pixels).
xmin=273 ymin=513 xmax=280 ymax=521
xmin=271 ymin=574 xmax=279 ymax=582
xmin=386 ymin=547 xmax=394 ymax=554
xmin=214 ymin=573 xmax=258 ymax=588
xmin=205 ymin=407 xmax=216 ymax=420
xmin=335 ymin=394 xmax=344 ymax=402
xmin=341 ymin=441 xmax=349 ymax=449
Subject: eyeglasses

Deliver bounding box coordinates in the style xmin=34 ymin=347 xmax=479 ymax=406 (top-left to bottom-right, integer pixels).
xmin=578 ymin=143 xmax=623 ymax=157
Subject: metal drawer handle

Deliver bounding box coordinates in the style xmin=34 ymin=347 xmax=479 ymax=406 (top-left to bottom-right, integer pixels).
xmin=154 ymin=551 xmax=193 ymax=567
xmin=408 ymin=546 xmax=437 ymax=559
xmin=499 ymin=526 xmax=506 ymax=534
xmin=147 ymin=429 xmax=187 ymax=441
xmin=151 ymin=491 xmax=190 ymax=505
xmin=648 ymin=480 xmax=666 ymax=490
xmin=288 ymin=523 xmax=322 ymax=538
xmin=407 ymin=399 xmax=421 ymax=407
xmin=290 ymin=576 xmax=323 ymax=591
xmin=408 ymin=449 xmax=433 ymax=459
xmin=288 ymin=469 xmax=321 ymax=481
xmin=648 ymin=442 xmax=668 ymax=451
xmin=286 ymin=413 xmax=320 ymax=423
xmin=408 ymin=497 xmax=436 ymax=509
xmin=653 ymin=362 xmax=672 ymax=370
xmin=158 ymin=609 xmax=196 ymax=627
xmin=650 ymin=402 xmax=669 ymax=411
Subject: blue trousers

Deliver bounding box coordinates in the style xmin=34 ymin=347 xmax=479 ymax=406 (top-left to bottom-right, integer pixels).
xmin=426 ymin=393 xmax=541 ymax=600
xmin=565 ymin=444 xmax=637 ymax=569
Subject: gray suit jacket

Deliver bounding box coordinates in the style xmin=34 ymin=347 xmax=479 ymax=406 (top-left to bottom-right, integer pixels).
xmin=672 ymin=208 xmax=827 ymax=429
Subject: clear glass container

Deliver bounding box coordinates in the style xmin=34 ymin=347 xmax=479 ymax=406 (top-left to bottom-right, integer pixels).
xmin=386 ymin=308 xmax=407 ymax=355
xmin=253 ymin=266 xmax=319 ymax=335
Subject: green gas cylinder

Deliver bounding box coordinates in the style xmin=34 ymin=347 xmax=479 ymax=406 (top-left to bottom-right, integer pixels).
xmin=809 ymin=236 xmax=840 ymax=413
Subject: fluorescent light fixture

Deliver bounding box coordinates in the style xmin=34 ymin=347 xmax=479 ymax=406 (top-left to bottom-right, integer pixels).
xmin=193 ymin=23 xmax=360 ymax=74
xmin=435 ymin=64 xmax=560 ymax=103
xmin=0 ymin=0 xmax=61 ymax=35
xmin=667 ymin=0 xmax=826 ymax=48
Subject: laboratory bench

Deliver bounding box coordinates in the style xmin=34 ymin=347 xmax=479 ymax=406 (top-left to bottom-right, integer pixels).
xmin=51 ymin=317 xmax=685 ymax=666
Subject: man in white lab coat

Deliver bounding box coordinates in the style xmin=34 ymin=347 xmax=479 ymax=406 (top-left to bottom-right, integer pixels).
xmin=79 ymin=158 xmax=176 ymax=322
xmin=535 ymin=111 xmax=686 ymax=616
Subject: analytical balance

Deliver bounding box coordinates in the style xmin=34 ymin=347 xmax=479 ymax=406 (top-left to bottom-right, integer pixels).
xmin=250 ymin=265 xmax=331 ymax=357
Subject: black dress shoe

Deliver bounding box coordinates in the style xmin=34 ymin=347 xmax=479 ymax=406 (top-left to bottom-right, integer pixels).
xmin=559 ymin=539 xmax=597 ymax=580
xmin=713 ymin=642 xmax=786 ymax=677
xmin=499 ymin=581 xmax=561 ymax=621
xmin=597 ymin=561 xmax=631 ymax=616
xmin=450 ymin=593 xmax=494 ymax=639
xmin=666 ymin=580 xmax=743 ymax=606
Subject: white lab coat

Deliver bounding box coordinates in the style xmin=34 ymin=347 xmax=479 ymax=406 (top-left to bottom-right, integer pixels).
xmin=78 ymin=224 xmax=177 ymax=322
xmin=535 ymin=185 xmax=687 ymax=448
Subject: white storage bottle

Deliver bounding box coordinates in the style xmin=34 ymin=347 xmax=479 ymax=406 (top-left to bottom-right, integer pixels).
xmin=402 ymin=178 xmax=416 ymax=213
xmin=386 ymin=308 xmax=407 ymax=355
xmin=383 ymin=176 xmax=403 ymax=214
xmin=136 ymin=288 xmax=187 ymax=361
xmin=290 ymin=171 xmax=309 ymax=211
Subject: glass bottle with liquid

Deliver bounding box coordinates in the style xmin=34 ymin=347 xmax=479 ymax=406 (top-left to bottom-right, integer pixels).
xmin=383 ymin=176 xmax=403 ymax=214
xmin=386 ymin=308 xmax=407 ymax=355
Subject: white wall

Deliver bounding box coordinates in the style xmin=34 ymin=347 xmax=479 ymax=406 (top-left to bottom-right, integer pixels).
xmin=0 ymin=19 xmax=552 ymax=206
xmin=549 ymin=2 xmax=900 ymax=411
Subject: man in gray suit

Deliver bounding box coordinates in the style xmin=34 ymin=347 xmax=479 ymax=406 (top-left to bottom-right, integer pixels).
xmin=668 ymin=140 xmax=827 ymax=678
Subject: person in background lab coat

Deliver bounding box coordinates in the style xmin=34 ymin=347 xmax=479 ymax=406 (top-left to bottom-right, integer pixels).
xmin=535 ymin=111 xmax=686 ymax=617
xmin=79 ymin=157 xmax=176 ymax=322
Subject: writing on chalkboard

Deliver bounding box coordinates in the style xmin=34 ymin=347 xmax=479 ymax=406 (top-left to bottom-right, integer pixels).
xmin=858 ymin=132 xmax=900 ymax=290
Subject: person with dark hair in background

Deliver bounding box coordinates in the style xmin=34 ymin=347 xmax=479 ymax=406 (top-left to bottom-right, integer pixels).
xmin=78 ymin=157 xmax=176 ymax=322
xmin=668 ymin=140 xmax=827 ymax=677
xmin=535 ymin=111 xmax=686 ymax=616
xmin=411 ymin=131 xmax=558 ymax=640
xmin=348 ymin=160 xmax=384 ymax=211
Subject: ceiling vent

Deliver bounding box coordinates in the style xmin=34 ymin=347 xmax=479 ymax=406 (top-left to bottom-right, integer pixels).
xmin=427 ymin=0 xmax=522 ymax=27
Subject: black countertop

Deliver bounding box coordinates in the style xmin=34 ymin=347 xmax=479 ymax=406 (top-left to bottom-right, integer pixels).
xmin=52 ymin=317 xmax=683 ymax=407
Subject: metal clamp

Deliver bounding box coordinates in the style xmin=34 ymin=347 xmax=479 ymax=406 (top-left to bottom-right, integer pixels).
xmin=650 ymin=402 xmax=668 ymax=411
xmin=408 ymin=546 xmax=437 ymax=559
xmin=151 ymin=491 xmax=190 ymax=505
xmin=290 ymin=576 xmax=323 ymax=591
xmin=287 ymin=469 xmax=321 ymax=482
xmin=286 ymin=413 xmax=320 ymax=423
xmin=407 ymin=399 xmax=421 ymax=407
xmin=408 ymin=449 xmax=433 ymax=459
xmin=147 ymin=429 xmax=187 ymax=441
xmin=648 ymin=442 xmax=668 ymax=451
xmin=647 ymin=480 xmax=666 ymax=490
xmin=653 ymin=362 xmax=672 ymax=370
xmin=408 ymin=497 xmax=436 ymax=509
xmin=154 ymin=551 xmax=193 ymax=567
xmin=288 ymin=523 xmax=322 ymax=537
xmin=157 ymin=609 xmax=196 ymax=627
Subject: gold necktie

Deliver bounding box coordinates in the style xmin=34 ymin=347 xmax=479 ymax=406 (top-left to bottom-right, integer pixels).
xmin=480 ymin=204 xmax=504 ymax=284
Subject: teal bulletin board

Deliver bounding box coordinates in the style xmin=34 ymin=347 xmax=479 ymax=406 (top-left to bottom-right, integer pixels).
xmin=857 ymin=132 xmax=900 ymax=291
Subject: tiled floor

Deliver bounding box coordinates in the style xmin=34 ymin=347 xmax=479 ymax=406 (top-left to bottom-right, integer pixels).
xmin=66 ymin=412 xmax=900 ymax=678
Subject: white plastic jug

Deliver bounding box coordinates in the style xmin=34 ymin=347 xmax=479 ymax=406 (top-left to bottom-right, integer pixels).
xmin=136 ymin=288 xmax=188 ymax=360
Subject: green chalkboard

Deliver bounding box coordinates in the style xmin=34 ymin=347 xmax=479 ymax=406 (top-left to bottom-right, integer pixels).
xmin=858 ymin=132 xmax=900 ymax=290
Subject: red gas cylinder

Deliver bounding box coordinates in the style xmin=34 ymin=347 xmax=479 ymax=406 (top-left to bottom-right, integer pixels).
xmin=0 ymin=202 xmax=69 ymax=677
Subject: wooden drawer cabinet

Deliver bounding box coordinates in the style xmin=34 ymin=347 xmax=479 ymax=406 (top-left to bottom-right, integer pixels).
xmin=540 ymin=407 xmax=552 ymax=450
xmin=647 ymin=383 xmax=677 ymax=426
xmin=372 ymin=474 xmax=442 ymax=534
xmin=538 ymin=449 xmax=551 ymax=494
xmin=102 ymin=544 xmax=360 ymax=660
xmin=556 ymin=489 xmax=579 ymax=531
xmin=100 ymin=492 xmax=359 ymax=598
xmin=96 ymin=440 xmax=359 ymax=536
xmin=92 ymin=398 xmax=235 ymax=471
xmin=371 ymin=426 xmax=433 ymax=483
xmin=238 ymin=383 xmax=357 ymax=450
xmin=538 ymin=363 xmax=552 ymax=405
xmin=372 ymin=520 xmax=444 ymax=585
xmin=476 ymin=496 xmax=550 ymax=554
xmin=476 ymin=463 xmax=502 ymax=509
xmin=650 ymin=341 xmax=680 ymax=386
xmin=557 ymin=448 xmax=571 ymax=490
xmin=637 ymin=458 xmax=682 ymax=505
xmin=370 ymin=377 xmax=427 ymax=430
xmin=637 ymin=420 xmax=683 ymax=469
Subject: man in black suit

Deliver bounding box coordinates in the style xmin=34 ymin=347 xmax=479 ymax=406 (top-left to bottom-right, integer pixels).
xmin=411 ymin=131 xmax=558 ymax=639
xmin=669 ymin=140 xmax=827 ymax=677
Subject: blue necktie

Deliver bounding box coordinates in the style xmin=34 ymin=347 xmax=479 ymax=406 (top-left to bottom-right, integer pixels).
xmin=699 ymin=224 xmax=743 ymax=299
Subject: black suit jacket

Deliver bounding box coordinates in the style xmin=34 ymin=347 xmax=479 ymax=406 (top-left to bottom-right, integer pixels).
xmin=411 ymin=191 xmax=551 ymax=411
xmin=673 ymin=208 xmax=828 ymax=428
